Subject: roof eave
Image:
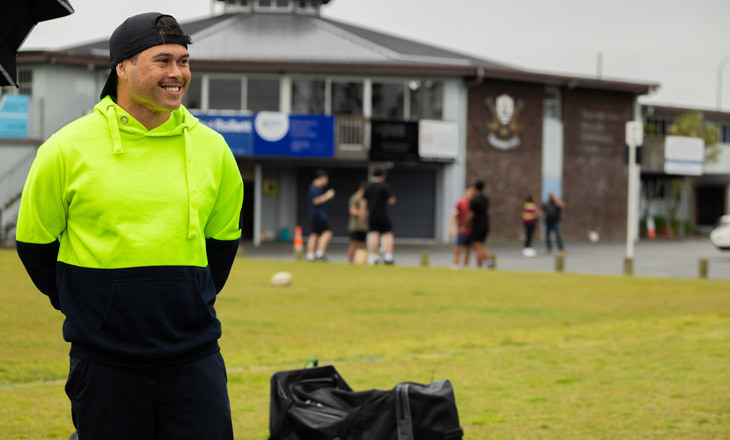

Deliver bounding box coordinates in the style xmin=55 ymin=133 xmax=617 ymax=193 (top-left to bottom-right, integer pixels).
xmin=17 ymin=50 xmax=108 ymax=68
xmin=475 ymin=65 xmax=659 ymax=95
xmin=190 ymin=59 xmax=476 ymax=76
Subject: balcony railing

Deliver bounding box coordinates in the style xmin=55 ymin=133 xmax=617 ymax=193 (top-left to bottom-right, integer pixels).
xmin=334 ymin=115 xmax=368 ymax=160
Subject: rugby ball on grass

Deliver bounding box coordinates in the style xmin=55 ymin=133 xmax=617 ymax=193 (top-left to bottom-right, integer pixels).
xmin=270 ymin=271 xmax=293 ymax=287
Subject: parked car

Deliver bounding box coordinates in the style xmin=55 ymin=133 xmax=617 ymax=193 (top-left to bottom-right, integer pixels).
xmin=710 ymin=215 xmax=730 ymax=250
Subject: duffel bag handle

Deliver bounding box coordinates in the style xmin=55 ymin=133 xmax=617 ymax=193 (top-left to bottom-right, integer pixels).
xmin=395 ymin=383 xmax=414 ymax=440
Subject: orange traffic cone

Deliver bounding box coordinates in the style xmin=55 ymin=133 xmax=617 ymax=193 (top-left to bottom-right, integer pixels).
xmin=647 ymin=217 xmax=656 ymax=239
xmin=293 ymin=225 xmax=304 ymax=261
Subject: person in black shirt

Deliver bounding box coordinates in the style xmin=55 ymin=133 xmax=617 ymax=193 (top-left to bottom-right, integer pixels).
xmin=361 ymin=168 xmax=396 ymax=264
xmin=466 ymin=180 xmax=494 ymax=268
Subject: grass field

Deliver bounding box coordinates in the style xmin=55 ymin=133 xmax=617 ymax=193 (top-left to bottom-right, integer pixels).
xmin=1 ymin=247 xmax=729 ymax=439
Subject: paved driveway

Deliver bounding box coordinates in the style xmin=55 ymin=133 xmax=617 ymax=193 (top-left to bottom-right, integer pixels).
xmin=241 ymin=238 xmax=730 ymax=280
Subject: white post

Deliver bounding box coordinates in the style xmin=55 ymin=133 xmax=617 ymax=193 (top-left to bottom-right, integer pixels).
xmin=254 ymin=163 xmax=262 ymax=248
xmin=625 ymin=121 xmax=643 ymax=262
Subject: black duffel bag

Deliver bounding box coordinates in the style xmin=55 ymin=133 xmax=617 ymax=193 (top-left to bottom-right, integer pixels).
xmin=268 ymin=364 xmax=463 ymax=440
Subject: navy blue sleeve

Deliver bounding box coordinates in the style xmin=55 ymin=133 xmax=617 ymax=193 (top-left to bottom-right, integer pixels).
xmin=16 ymin=240 xmax=62 ymax=310
xmin=206 ymin=237 xmax=241 ymax=293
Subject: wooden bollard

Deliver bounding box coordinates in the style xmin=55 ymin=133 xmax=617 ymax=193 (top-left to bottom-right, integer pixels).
xmin=623 ymin=257 xmax=634 ymax=275
xmin=699 ymin=258 xmax=708 ymax=279
xmin=555 ymin=254 xmax=564 ymax=272
xmin=420 ymin=252 xmax=430 ymax=267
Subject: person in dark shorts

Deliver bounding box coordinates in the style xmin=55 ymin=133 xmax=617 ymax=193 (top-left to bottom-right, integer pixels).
xmin=347 ymin=181 xmax=368 ymax=263
xmin=543 ymin=192 xmax=566 ymax=255
xmin=449 ymin=185 xmax=475 ymax=269
xmin=306 ymin=169 xmax=335 ymax=261
xmin=362 ymin=168 xmax=396 ymax=264
xmin=466 ymin=180 xmax=494 ymax=268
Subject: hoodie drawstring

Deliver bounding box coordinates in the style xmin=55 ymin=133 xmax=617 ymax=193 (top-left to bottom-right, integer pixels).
xmin=183 ymin=127 xmax=200 ymax=239
xmin=104 ymin=101 xmax=199 ymax=240
xmin=106 ymin=105 xmax=124 ymax=155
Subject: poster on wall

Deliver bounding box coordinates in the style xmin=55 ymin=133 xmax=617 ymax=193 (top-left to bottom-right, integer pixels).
xmin=369 ymin=119 xmax=419 ymax=161
xmin=253 ymin=112 xmax=335 ymax=158
xmin=0 ymin=94 xmax=29 ymax=139
xmin=485 ymin=93 xmax=524 ymax=150
xmin=418 ymin=119 xmax=458 ymax=160
xmin=194 ymin=112 xmax=253 ymax=157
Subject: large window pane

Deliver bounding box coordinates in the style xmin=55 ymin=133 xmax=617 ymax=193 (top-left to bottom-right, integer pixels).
xmin=292 ymin=79 xmax=325 ymax=114
xmin=372 ymin=82 xmax=404 ymax=119
xmin=409 ymin=80 xmax=443 ymax=120
xmin=209 ymin=78 xmax=242 ymax=110
xmin=182 ymin=76 xmax=201 ymax=109
xmin=332 ymin=81 xmax=363 ymax=115
xmin=247 ymin=78 xmax=280 ymax=112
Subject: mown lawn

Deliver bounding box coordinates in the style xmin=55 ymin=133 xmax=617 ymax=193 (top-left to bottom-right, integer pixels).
xmin=1 ymin=248 xmax=729 ymax=439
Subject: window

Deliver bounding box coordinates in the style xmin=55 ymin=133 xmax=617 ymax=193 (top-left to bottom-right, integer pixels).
xmin=644 ymin=115 xmax=675 ymax=139
xmin=257 ymin=0 xmax=272 ymax=7
xmin=275 ymin=0 xmax=289 ymax=7
xmin=409 ymin=80 xmax=442 ymax=120
xmin=372 ymin=82 xmax=405 ymax=119
xmin=544 ymin=86 xmax=560 ymax=119
xmin=182 ymin=76 xmax=201 ymax=109
xmin=209 ymin=77 xmax=242 ymax=110
xmin=247 ymin=78 xmax=280 ymax=112
xmin=292 ymin=78 xmax=325 ymax=114
xmin=332 ymin=81 xmax=363 ymax=115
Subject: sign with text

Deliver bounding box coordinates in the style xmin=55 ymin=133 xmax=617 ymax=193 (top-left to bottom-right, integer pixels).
xmin=369 ymin=120 xmax=419 ymax=161
xmin=419 ymin=119 xmax=458 ymax=160
xmin=665 ymin=135 xmax=704 ymax=176
xmin=253 ymin=112 xmax=335 ymax=158
xmin=0 ymin=94 xmax=29 ymax=139
xmin=194 ymin=113 xmax=253 ymax=157
xmin=193 ymin=112 xmax=335 ymax=158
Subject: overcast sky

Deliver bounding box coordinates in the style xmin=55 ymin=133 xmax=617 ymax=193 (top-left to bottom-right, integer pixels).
xmin=21 ymin=0 xmax=730 ymax=111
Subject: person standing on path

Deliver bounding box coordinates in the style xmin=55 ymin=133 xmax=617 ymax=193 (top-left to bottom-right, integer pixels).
xmin=521 ymin=195 xmax=540 ymax=257
xmin=543 ymin=192 xmax=566 ymax=255
xmin=466 ymin=180 xmax=494 ymax=268
xmin=16 ymin=12 xmax=242 ymax=439
xmin=362 ymin=168 xmax=396 ymax=265
xmin=347 ymin=181 xmax=368 ymax=263
xmin=449 ymin=185 xmax=475 ymax=269
xmin=306 ymin=168 xmax=335 ymax=261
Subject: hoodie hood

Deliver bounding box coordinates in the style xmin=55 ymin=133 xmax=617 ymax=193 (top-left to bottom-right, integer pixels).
xmin=94 ymin=97 xmax=201 ymax=239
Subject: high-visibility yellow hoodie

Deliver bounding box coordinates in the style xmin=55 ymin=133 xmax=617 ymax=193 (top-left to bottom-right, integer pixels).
xmin=16 ymin=96 xmax=243 ymax=365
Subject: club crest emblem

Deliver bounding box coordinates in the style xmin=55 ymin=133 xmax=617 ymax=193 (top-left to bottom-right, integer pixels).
xmin=485 ymin=94 xmax=524 ymax=150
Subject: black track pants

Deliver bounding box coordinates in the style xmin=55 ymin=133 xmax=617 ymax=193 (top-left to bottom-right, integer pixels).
xmin=65 ymin=352 xmax=233 ymax=440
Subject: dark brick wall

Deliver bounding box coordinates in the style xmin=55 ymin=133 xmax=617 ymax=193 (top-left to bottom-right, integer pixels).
xmin=466 ymin=80 xmax=544 ymax=241
xmin=561 ymin=89 xmax=634 ymax=241
xmin=466 ymin=80 xmax=636 ymax=242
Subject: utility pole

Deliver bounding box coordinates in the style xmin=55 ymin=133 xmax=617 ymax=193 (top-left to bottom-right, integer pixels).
xmin=716 ymin=55 xmax=730 ymax=110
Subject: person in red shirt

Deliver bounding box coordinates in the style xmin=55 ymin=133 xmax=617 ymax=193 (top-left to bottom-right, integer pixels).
xmin=449 ymin=185 xmax=475 ymax=269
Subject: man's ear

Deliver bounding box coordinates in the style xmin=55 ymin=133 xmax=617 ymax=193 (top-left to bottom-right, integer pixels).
xmin=116 ymin=61 xmax=128 ymax=80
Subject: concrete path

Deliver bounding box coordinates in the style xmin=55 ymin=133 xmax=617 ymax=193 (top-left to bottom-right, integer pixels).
xmin=241 ymin=238 xmax=730 ymax=280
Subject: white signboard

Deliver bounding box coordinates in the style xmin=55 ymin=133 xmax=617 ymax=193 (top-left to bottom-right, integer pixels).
xmin=665 ymin=135 xmax=704 ymax=176
xmin=418 ymin=120 xmax=458 ymax=160
xmin=625 ymin=120 xmax=643 ymax=146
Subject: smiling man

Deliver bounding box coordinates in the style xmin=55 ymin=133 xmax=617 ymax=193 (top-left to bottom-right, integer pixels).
xmin=16 ymin=12 xmax=243 ymax=440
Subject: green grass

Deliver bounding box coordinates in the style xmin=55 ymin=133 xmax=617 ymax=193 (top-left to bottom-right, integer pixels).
xmin=1 ymin=248 xmax=729 ymax=439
